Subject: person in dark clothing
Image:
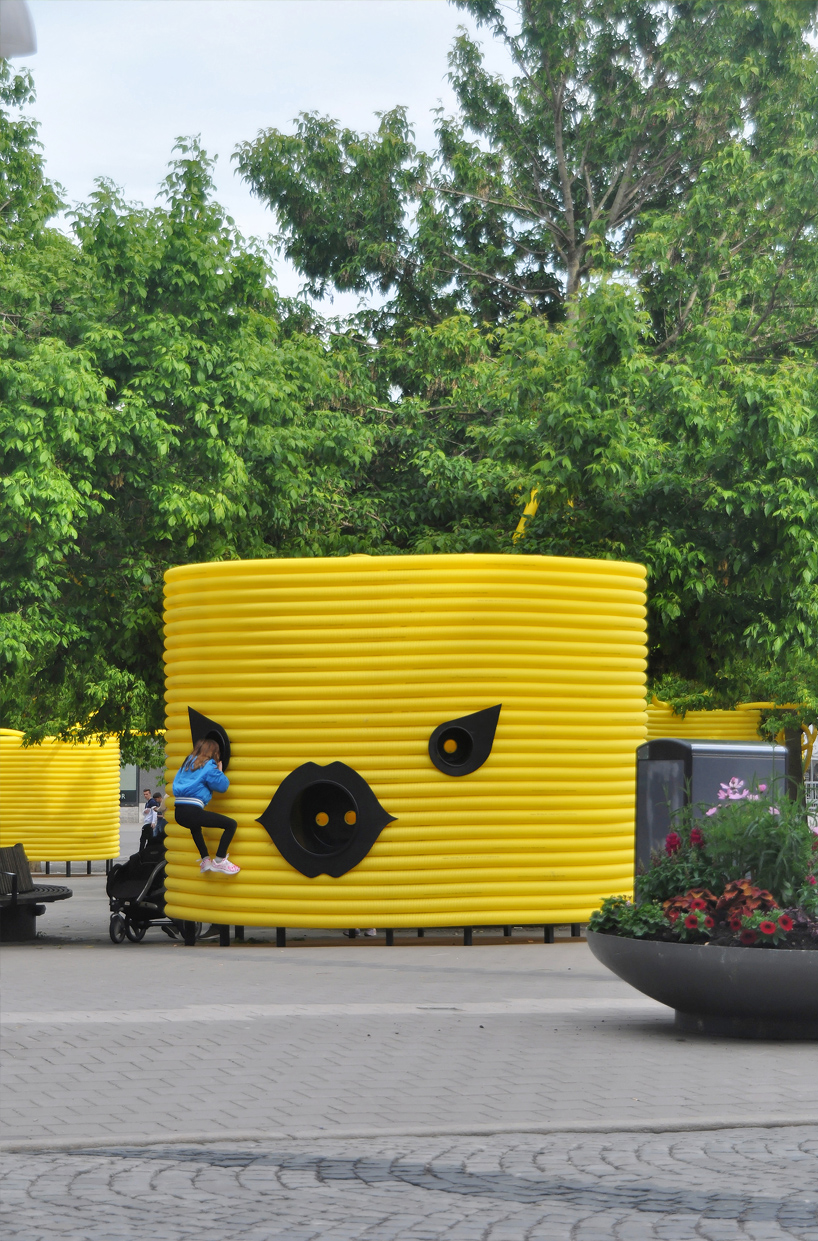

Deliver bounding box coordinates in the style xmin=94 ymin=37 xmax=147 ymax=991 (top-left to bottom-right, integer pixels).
xmin=172 ymin=738 xmax=239 ymax=875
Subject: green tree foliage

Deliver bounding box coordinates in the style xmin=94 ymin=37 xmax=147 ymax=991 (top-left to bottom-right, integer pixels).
xmin=237 ymin=1 xmax=818 ymax=722
xmin=3 ymin=3 xmax=818 ymax=748
xmin=0 ymin=65 xmax=380 ymax=757
xmin=237 ymin=0 xmax=818 ymax=343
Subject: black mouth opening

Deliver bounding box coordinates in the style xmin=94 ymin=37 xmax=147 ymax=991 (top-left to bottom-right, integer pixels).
xmin=257 ymin=762 xmax=395 ymax=879
xmin=291 ymin=781 xmax=358 ymax=855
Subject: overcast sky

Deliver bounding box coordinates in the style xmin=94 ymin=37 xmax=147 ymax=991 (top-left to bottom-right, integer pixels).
xmin=22 ymin=0 xmax=512 ymax=304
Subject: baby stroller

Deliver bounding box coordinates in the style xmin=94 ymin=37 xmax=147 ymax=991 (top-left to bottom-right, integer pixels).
xmin=106 ymin=825 xmax=199 ymax=943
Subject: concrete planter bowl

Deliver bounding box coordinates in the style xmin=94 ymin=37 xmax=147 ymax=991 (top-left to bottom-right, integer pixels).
xmin=586 ymin=930 xmax=818 ymax=1039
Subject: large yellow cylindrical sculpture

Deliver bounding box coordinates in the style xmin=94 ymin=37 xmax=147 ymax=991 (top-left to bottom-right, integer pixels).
xmin=163 ymin=554 xmax=648 ymax=927
xmin=0 ymin=729 xmax=121 ymax=860
xmin=646 ymin=699 xmax=762 ymax=741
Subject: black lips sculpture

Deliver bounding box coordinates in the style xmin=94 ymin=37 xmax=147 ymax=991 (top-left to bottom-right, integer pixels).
xmin=188 ymin=706 xmax=231 ymax=771
xmin=428 ymin=704 xmax=502 ymax=776
xmin=257 ymin=761 xmax=396 ymax=879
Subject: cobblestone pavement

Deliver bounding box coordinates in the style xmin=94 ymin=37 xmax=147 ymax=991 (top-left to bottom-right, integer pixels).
xmin=2 ymin=1127 xmax=816 ymax=1240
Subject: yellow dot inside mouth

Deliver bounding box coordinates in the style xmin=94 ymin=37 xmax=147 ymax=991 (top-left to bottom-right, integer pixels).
xmin=344 ymin=811 xmax=357 ymax=825
xmin=315 ymin=812 xmax=329 ymax=827
xmin=443 ymin=739 xmax=458 ymax=754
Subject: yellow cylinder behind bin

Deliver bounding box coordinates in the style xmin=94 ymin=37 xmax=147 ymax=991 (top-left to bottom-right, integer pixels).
xmin=0 ymin=729 xmax=121 ymax=860
xmin=646 ymin=699 xmax=762 ymax=741
xmin=163 ymin=554 xmax=648 ymax=927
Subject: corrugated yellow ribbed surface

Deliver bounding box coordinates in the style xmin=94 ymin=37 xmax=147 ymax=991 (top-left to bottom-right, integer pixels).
xmin=163 ymin=554 xmax=648 ymax=926
xmin=646 ymin=701 xmax=762 ymax=741
xmin=0 ymin=729 xmax=120 ymax=860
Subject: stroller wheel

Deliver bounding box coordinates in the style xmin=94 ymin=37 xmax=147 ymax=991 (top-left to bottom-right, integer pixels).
xmin=109 ymin=913 xmax=127 ymax=943
xmin=125 ymin=919 xmax=149 ymax=942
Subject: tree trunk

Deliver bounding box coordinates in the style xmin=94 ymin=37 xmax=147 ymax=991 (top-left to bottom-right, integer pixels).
xmin=783 ymin=727 xmax=804 ymax=802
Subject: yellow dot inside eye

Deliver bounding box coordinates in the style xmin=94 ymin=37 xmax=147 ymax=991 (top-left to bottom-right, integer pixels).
xmin=315 ymin=812 xmax=329 ymax=827
xmin=344 ymin=811 xmax=357 ymax=826
xmin=443 ymin=738 xmax=458 ymax=754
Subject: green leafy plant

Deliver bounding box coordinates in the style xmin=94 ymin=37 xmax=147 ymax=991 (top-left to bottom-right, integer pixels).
xmin=588 ymin=896 xmax=669 ymax=939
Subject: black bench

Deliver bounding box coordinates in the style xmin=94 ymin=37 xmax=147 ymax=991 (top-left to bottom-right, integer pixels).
xmin=0 ymin=843 xmax=72 ymax=942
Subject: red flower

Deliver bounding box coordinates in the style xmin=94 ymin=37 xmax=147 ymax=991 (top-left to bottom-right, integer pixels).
xmin=740 ymin=929 xmax=757 ymax=945
xmin=809 ymin=876 xmax=817 ymax=886
xmin=777 ymin=914 xmax=794 ymax=933
xmin=689 ymin=897 xmax=707 ymax=911
xmin=665 ymin=832 xmax=682 ymax=856
xmin=704 ymin=916 xmax=714 ymax=928
xmin=728 ymin=916 xmax=742 ymax=931
xmin=684 ymin=913 xmax=699 ymax=929
xmin=759 ymin=920 xmax=777 ymax=936
xmin=689 ymin=827 xmax=705 ymax=847
xmin=667 ymin=910 xmax=679 ymax=923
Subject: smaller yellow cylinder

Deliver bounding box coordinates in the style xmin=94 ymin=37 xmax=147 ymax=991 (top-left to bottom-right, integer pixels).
xmin=0 ymin=729 xmax=121 ymax=860
xmin=646 ymin=700 xmax=762 ymax=742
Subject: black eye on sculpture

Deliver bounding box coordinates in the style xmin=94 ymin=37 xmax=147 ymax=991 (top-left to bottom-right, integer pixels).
xmin=428 ymin=704 xmax=501 ymax=777
xmin=257 ymin=761 xmax=396 ymax=879
xmin=188 ymin=706 xmax=231 ymax=771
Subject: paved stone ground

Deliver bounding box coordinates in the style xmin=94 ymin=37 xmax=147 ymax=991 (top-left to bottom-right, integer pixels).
xmin=2 ymin=1128 xmax=817 ymax=1239
xmin=3 ymin=880 xmax=818 ymax=1238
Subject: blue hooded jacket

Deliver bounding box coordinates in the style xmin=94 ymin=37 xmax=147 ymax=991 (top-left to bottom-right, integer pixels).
xmin=172 ymin=756 xmax=229 ymax=806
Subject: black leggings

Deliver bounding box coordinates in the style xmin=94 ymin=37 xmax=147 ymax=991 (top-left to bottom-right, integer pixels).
xmin=174 ymin=803 xmax=237 ymax=860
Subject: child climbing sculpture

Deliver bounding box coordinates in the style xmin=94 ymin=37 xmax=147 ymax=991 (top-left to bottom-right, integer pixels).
xmin=172 ymin=738 xmax=240 ymax=875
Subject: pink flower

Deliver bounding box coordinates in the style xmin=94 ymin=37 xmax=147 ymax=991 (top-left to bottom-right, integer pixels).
xmin=705 ymin=807 xmax=718 ymax=816
xmin=758 ymin=783 xmax=767 ymax=792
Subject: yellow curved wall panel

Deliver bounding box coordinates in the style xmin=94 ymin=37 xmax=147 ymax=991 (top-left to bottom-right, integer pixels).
xmin=646 ymin=700 xmax=762 ymax=741
xmin=163 ymin=554 xmax=648 ymax=927
xmin=0 ymin=729 xmax=120 ymax=860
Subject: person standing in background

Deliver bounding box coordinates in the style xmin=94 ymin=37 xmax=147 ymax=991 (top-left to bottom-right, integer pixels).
xmin=153 ymin=789 xmax=167 ymax=835
xmin=139 ymin=788 xmax=158 ymax=850
xmin=141 ymin=788 xmax=157 ymax=832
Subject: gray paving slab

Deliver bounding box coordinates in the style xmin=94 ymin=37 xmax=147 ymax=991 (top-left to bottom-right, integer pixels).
xmin=3 ymin=877 xmax=818 ymax=1237
xmin=3 ymin=881 xmax=818 ymax=1147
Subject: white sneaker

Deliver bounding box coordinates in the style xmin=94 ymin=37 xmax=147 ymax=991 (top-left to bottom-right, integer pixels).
xmin=211 ymin=856 xmax=240 ymax=875
xmin=364 ymin=929 xmax=377 ymax=937
xmin=200 ymin=857 xmax=212 ymax=873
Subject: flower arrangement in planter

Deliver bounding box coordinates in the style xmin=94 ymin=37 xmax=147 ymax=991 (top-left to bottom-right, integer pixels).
xmin=589 ymin=779 xmax=818 ymax=949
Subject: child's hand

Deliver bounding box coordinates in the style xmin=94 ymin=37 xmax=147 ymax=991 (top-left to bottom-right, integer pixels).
xmin=217 ymin=761 xmax=223 ymax=771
